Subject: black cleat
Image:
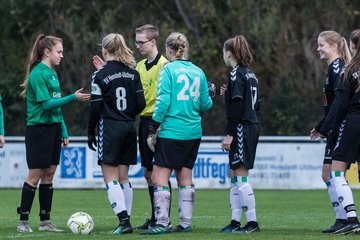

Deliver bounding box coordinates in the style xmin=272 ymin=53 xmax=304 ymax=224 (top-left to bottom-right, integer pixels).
xmin=140 ymin=224 xmax=172 ymax=235
xmin=111 ymin=224 xmax=133 ymax=235
xmin=171 ymin=225 xmax=192 ymax=233
xmin=234 ymin=221 xmax=260 ymax=233
xmin=219 ymin=220 xmax=240 ymax=232
xmin=322 ymin=219 xmax=346 ymax=233
xmin=333 ymin=222 xmax=360 ymax=235
xmin=134 ymin=219 xmax=155 ymax=230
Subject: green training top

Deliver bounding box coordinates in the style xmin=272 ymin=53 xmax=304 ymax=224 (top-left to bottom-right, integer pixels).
xmin=153 ymin=60 xmax=213 ymax=140
xmin=26 ymin=62 xmax=65 ymax=125
xmin=0 ymin=94 xmax=4 ymax=135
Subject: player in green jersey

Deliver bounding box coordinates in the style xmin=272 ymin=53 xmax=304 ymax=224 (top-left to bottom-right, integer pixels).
xmin=17 ymin=34 xmax=90 ymax=233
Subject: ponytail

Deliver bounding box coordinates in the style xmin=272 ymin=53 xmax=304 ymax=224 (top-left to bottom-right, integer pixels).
xmin=21 ymin=34 xmax=62 ymax=97
xmin=165 ymin=32 xmax=189 ymax=60
xmin=101 ymin=33 xmax=136 ymax=68
xmin=224 ymin=35 xmax=253 ymax=67
xmin=339 ymin=37 xmax=352 ymax=64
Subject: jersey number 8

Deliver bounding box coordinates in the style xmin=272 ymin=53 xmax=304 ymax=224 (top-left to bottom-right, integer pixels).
xmin=116 ymin=87 xmax=127 ymax=111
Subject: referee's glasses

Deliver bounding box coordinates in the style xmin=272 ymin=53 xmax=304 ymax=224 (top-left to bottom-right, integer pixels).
xmin=135 ymin=39 xmax=152 ymax=47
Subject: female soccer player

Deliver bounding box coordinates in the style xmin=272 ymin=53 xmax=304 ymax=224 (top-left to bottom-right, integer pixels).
xmin=0 ymin=94 xmax=4 ymax=148
xmin=17 ymin=34 xmax=90 ymax=232
xmin=327 ymin=29 xmax=360 ymax=235
xmin=141 ymin=32 xmax=213 ymax=235
xmin=220 ymin=35 xmax=260 ymax=233
xmin=310 ymin=30 xmax=351 ymax=233
xmin=348 ymin=29 xmax=360 ymax=183
xmin=87 ymin=33 xmax=146 ymax=235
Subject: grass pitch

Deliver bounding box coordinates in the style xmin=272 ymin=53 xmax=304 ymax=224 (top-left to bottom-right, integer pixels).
xmin=1 ymin=189 xmax=360 ymax=239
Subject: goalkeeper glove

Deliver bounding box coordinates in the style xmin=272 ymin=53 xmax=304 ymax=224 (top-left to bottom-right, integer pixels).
xmin=147 ymin=120 xmax=161 ymax=152
xmin=88 ymin=135 xmax=97 ymax=151
xmin=208 ymin=81 xmax=216 ymax=99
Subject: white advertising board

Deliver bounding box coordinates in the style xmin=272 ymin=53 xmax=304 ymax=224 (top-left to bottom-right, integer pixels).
xmin=0 ymin=136 xmax=344 ymax=189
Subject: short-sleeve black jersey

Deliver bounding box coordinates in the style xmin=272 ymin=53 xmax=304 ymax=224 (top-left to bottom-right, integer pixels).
xmin=225 ymin=65 xmax=260 ymax=124
xmin=90 ymin=60 xmax=145 ymax=121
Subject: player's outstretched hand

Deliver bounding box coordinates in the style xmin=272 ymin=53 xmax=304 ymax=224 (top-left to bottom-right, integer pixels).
xmin=75 ymin=88 xmax=91 ymax=102
xmin=88 ymin=135 xmax=97 ymax=151
xmin=93 ymin=55 xmax=106 ymax=70
xmin=208 ymin=81 xmax=216 ymax=99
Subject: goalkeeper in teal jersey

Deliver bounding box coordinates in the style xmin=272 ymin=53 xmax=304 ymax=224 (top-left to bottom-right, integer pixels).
xmin=141 ymin=32 xmax=213 ymax=235
xmin=152 ymin=56 xmax=212 ymax=140
xmin=0 ymin=94 xmax=4 ymax=148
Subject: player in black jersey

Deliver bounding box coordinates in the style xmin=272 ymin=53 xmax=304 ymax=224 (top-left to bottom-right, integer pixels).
xmin=88 ymin=33 xmax=146 ymax=235
xmin=310 ymin=31 xmax=351 ymax=233
xmin=326 ymin=30 xmax=360 ymax=235
xmin=349 ymin=29 xmax=360 ymax=183
xmin=220 ymin=35 xmax=260 ymax=233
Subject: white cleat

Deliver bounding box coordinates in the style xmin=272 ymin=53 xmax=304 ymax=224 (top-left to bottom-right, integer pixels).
xmin=17 ymin=221 xmax=33 ymax=233
xmin=39 ymin=220 xmax=64 ymax=232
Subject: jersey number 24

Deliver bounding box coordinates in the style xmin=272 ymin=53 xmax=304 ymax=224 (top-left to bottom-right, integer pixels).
xmin=177 ymin=74 xmax=200 ymax=102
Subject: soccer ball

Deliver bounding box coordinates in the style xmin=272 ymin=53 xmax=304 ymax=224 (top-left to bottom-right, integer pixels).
xmin=67 ymin=212 xmax=94 ymax=235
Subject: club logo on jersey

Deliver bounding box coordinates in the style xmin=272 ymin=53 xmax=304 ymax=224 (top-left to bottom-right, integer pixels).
xmin=60 ymin=147 xmax=86 ymax=179
xmin=53 ymin=92 xmax=61 ymax=99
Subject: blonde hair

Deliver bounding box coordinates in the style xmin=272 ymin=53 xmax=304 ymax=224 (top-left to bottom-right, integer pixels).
xmin=224 ymin=35 xmax=253 ymax=67
xmin=102 ymin=33 xmax=136 ymax=68
xmin=165 ymin=32 xmax=189 ymax=60
xmin=319 ymin=30 xmax=351 ymax=64
xmin=21 ymin=34 xmax=62 ymax=97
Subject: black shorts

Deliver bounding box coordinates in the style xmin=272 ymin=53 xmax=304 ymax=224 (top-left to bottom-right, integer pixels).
xmin=332 ymin=115 xmax=360 ymax=164
xmin=97 ymin=118 xmax=137 ymax=166
xmin=138 ymin=117 xmax=155 ymax=171
xmin=229 ymin=123 xmax=259 ymax=170
xmin=323 ymin=133 xmax=337 ymax=164
xmin=323 ymin=140 xmax=334 ymax=164
xmin=25 ymin=123 xmax=62 ymax=169
xmin=154 ymin=137 xmax=201 ymax=171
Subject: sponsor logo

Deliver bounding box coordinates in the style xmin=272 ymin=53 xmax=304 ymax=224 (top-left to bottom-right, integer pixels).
xmin=61 ymin=147 xmax=86 ymax=179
